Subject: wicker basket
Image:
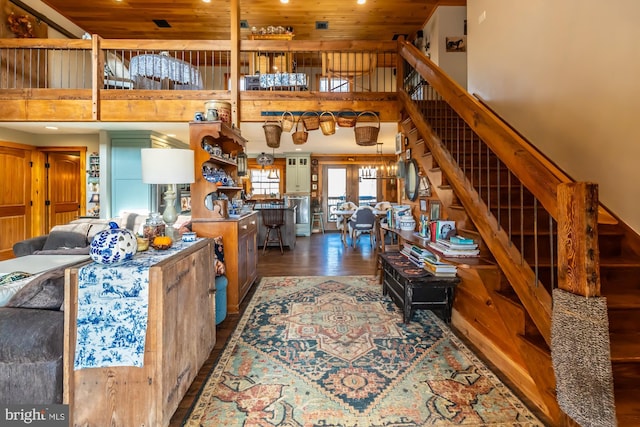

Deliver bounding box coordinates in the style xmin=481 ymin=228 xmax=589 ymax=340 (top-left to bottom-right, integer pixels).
xmin=336 ymin=108 xmax=357 ymax=128
xmin=263 ymin=121 xmax=282 ymax=148
xmin=281 ymin=111 xmax=295 ymax=132
xmin=354 ymin=111 xmax=380 ymax=146
xmin=319 ymin=111 xmax=336 ymax=136
xmin=301 ymin=111 xmax=320 ymax=131
xmin=291 ymin=117 xmax=308 ymax=145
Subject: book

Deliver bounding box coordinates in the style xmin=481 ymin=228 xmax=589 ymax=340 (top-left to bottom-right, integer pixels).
xmin=449 ymin=236 xmax=475 ymax=245
xmin=428 ymin=241 xmax=480 ymax=257
xmin=435 ymin=239 xmax=479 ymax=251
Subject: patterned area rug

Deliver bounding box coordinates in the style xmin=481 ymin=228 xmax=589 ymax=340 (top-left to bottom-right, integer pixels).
xmin=185 ymin=276 xmax=543 ymax=426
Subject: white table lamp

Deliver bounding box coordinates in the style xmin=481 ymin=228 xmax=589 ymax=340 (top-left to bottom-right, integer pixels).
xmin=141 ymin=148 xmax=195 ymax=237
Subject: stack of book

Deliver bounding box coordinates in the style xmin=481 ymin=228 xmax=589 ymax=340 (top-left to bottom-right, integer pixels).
xmin=400 ymin=244 xmax=458 ymax=277
xmin=427 ymin=236 xmax=480 ymax=257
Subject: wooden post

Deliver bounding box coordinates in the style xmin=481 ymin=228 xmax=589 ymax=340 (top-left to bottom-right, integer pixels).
xmin=91 ymin=35 xmax=101 ymax=120
xmin=557 ymin=182 xmax=600 ymax=297
xmin=230 ymin=0 xmax=240 ymax=126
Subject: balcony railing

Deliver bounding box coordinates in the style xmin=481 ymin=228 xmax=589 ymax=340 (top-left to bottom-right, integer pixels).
xmin=0 ymin=37 xmax=398 ymax=93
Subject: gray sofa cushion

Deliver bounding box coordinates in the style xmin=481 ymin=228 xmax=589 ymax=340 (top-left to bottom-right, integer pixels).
xmin=0 ymin=307 xmax=63 ymax=403
xmin=41 ymin=223 xmax=95 ymax=251
xmin=5 ymin=269 xmax=65 ymax=310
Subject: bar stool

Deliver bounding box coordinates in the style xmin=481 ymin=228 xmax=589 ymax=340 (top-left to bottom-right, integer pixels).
xmin=311 ymin=211 xmax=325 ymax=234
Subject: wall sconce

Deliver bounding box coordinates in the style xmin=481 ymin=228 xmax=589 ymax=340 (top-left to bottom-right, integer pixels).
xmin=141 ymin=148 xmax=195 ymax=237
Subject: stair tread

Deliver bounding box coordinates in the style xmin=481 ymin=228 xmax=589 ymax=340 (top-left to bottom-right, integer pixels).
xmin=605 ymin=293 xmax=640 ymax=308
xmin=610 ymin=332 xmax=640 ymax=361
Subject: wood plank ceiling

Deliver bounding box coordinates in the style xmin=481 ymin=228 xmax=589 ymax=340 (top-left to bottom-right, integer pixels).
xmin=40 ymin=0 xmax=465 ymax=41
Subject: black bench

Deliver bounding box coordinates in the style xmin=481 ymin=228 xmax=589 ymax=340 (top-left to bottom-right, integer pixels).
xmin=380 ymin=252 xmax=460 ymax=323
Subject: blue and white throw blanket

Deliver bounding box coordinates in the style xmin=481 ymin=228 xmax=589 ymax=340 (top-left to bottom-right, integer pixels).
xmin=74 ymin=240 xmax=197 ymax=370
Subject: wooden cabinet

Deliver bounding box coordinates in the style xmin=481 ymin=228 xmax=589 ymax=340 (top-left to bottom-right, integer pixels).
xmin=64 ymin=239 xmax=216 ymax=427
xmin=285 ymin=154 xmax=311 ymax=193
xmin=189 ymin=121 xmax=257 ymax=314
xmin=248 ymin=33 xmax=294 ymax=74
xmin=193 ymin=213 xmax=258 ymax=314
xmin=189 ymin=121 xmax=247 ymax=219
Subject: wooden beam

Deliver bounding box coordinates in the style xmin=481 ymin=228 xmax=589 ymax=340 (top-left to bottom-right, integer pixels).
xmin=557 ymin=182 xmax=601 ymax=297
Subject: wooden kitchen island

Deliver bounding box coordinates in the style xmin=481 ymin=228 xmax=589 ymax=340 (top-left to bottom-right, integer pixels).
xmin=63 ymin=239 xmax=216 ymax=427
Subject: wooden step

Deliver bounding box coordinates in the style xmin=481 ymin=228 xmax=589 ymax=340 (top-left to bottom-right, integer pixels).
xmin=612 ymin=361 xmax=640 ymax=426
xmin=610 ymin=331 xmax=640 ymax=362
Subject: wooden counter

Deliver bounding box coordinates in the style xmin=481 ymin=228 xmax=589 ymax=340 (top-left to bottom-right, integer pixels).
xmin=63 ymin=239 xmax=215 ymax=427
xmin=192 ymin=212 xmax=258 ymax=314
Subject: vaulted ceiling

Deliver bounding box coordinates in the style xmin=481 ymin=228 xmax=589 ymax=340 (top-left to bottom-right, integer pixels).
xmin=39 ymin=0 xmax=465 ymax=41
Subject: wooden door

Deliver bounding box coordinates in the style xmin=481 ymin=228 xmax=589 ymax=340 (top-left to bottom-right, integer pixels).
xmin=46 ymin=152 xmax=82 ymax=229
xmin=0 ymin=144 xmax=32 ymax=260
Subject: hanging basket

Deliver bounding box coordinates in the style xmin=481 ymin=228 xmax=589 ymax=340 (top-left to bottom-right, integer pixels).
xmin=263 ymin=121 xmax=282 ymax=148
xmin=291 ymin=117 xmax=308 ymax=145
xmin=319 ymin=111 xmax=336 ymax=136
xmin=281 ymin=111 xmax=295 ymax=132
xmin=336 ymin=108 xmax=357 ymax=128
xmin=354 ymin=111 xmax=380 ymax=146
xmin=301 ymin=110 xmax=320 ymax=131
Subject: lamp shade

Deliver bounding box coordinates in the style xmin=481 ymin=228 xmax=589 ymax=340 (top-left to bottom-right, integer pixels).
xmin=141 ymin=148 xmax=195 ymax=184
xmin=89 ymin=193 xmax=100 ymax=203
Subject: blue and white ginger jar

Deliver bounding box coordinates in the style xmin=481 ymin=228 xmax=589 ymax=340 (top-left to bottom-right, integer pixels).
xmin=90 ymin=221 xmax=137 ymax=264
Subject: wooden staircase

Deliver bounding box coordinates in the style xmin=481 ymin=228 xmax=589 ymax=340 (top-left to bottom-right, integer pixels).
xmin=400 ymin=105 xmax=640 ymax=426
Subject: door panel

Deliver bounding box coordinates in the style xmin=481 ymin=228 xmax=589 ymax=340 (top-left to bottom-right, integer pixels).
xmin=47 ymin=152 xmax=82 ymax=228
xmin=0 ymin=146 xmax=31 ymax=260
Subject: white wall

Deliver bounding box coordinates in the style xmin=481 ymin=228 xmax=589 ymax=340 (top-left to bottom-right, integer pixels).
xmin=424 ymin=6 xmax=468 ymax=89
xmin=467 ymin=0 xmax=640 ymax=232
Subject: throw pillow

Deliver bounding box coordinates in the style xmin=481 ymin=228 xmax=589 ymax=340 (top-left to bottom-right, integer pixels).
xmin=6 ymin=269 xmax=65 ymax=310
xmin=213 ymin=235 xmax=226 ymax=277
xmin=42 ymin=223 xmax=92 ymax=251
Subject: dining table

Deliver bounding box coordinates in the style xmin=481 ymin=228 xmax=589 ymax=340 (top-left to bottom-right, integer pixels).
xmin=128 ymin=52 xmax=203 ymax=89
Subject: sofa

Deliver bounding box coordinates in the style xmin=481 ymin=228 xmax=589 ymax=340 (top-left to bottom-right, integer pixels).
xmin=0 ymin=267 xmax=75 ymax=403
xmin=12 ymin=213 xmax=154 ymax=257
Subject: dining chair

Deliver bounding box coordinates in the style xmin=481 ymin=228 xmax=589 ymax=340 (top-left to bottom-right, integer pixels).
xmin=348 ymin=206 xmax=377 ymax=248
xmin=261 ymin=208 xmax=285 ymax=254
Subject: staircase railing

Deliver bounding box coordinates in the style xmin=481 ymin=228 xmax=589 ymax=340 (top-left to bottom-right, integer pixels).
xmin=397 ymin=41 xmax=606 ymax=344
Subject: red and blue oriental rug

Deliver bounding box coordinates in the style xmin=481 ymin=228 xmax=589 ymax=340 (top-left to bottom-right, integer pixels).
xmin=185 ymin=276 xmax=543 ymax=426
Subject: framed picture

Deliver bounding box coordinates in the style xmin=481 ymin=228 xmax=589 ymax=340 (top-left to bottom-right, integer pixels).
xmin=395 ymin=133 xmax=403 ymax=154
xmin=445 ymin=36 xmax=467 ymax=52
xmin=429 ymin=200 xmax=441 ymax=220
xmin=419 ymin=176 xmax=431 ymax=197
xmin=405 ymin=149 xmax=411 ymax=160
xmin=312 ymin=174 xmax=318 ymax=182
xmin=419 ymin=199 xmax=428 ymax=212
xmin=312 ymin=183 xmax=318 ymax=190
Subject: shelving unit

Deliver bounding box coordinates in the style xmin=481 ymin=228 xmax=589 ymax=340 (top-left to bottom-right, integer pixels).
xmin=189 ymin=121 xmax=258 ymax=314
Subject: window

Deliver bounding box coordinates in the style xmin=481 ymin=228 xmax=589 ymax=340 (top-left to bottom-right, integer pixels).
xmin=358 ymin=167 xmax=378 ymax=206
xmin=250 ymin=168 xmax=280 ymax=196
xmin=319 ymin=77 xmax=350 ymax=92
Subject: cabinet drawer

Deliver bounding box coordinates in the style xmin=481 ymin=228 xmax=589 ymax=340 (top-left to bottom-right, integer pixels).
xmin=237 ymin=214 xmax=258 ymax=236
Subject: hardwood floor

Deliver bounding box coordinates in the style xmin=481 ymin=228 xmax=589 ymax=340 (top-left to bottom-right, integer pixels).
xmin=169 ymin=231 xmax=377 ymax=426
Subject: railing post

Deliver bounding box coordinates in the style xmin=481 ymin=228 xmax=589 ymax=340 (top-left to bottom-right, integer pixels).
xmin=557 ymin=182 xmax=600 ymax=297
xmin=92 ymin=34 xmax=101 ymax=120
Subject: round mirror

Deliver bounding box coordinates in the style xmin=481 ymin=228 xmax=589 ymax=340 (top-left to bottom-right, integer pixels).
xmin=404 ymin=159 xmax=419 ymax=201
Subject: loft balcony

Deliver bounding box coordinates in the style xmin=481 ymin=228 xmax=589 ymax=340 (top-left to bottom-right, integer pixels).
xmin=0 ymin=37 xmax=399 ymax=124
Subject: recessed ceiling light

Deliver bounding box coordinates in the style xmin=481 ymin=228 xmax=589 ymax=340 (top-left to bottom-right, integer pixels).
xmin=280 ymin=0 xmax=289 ymax=3
xmin=357 ymin=0 xmax=366 ymax=4
xmin=203 ymin=0 xmax=211 ymax=3
xmin=167 ymin=134 xmax=176 ymax=137
xmin=295 ymin=148 xmax=301 ymax=151
xmin=45 ymin=126 xmax=58 ymax=130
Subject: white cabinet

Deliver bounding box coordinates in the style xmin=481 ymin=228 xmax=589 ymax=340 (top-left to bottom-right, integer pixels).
xmin=286 ymin=154 xmax=311 ymax=193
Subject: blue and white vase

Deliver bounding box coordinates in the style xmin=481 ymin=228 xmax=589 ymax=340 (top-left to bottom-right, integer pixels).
xmin=90 ymin=222 xmax=137 ymax=264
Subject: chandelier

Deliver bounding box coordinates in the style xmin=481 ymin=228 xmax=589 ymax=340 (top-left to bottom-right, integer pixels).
xmin=360 ymin=143 xmax=397 ymax=180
